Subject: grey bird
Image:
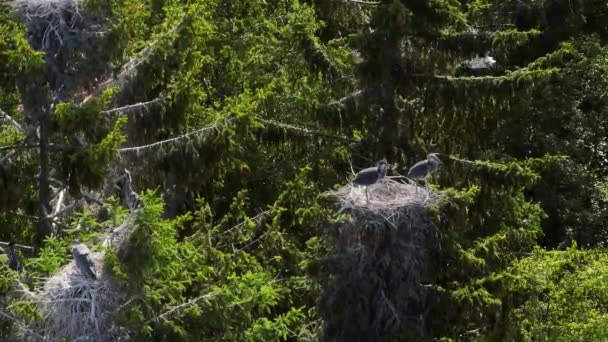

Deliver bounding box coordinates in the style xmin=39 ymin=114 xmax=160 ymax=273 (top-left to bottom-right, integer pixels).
xmin=407 ymin=153 xmax=443 ymax=195
xmin=71 ymin=240 xmax=97 ymax=280
xmin=7 ymin=241 xmax=23 ymax=272
xmin=353 ymin=159 xmax=389 ymax=203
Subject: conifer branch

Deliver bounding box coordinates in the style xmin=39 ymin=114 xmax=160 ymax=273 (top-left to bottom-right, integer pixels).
xmin=0 ymin=107 xmax=24 ymax=132
xmin=343 ymin=0 xmax=380 ymax=5
xmin=0 ymin=309 xmax=44 ymax=341
xmin=259 ymin=119 xmax=356 ymax=143
xmin=118 ymin=118 xmax=233 ymax=154
xmin=81 ymin=14 xmax=188 ymax=106
xmin=152 ymin=291 xmax=221 ymax=322
xmin=103 ymin=97 xmax=165 ymax=115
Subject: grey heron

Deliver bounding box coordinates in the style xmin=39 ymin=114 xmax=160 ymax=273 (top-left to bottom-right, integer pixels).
xmin=407 ymin=153 xmax=442 ymax=195
xmin=71 ymin=240 xmax=97 ymax=280
xmin=353 ymin=159 xmax=389 ymax=203
xmin=7 ymin=241 xmax=23 ymax=272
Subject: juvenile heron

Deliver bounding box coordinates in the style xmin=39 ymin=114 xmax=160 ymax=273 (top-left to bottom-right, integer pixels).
xmin=7 ymin=241 xmax=23 ymax=272
xmin=353 ymin=159 xmax=389 ymax=203
xmin=407 ymin=153 xmax=443 ymax=195
xmin=71 ymin=240 xmax=97 ymax=280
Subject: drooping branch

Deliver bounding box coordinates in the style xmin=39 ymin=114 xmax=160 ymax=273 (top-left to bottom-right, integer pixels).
xmin=103 ymin=96 xmax=165 ymax=115
xmin=259 ymin=119 xmax=357 ymax=143
xmin=118 ymin=118 xmax=233 ymax=155
xmin=81 ymin=14 xmax=188 ymax=106
xmin=151 ymin=291 xmax=221 ymax=323
xmin=0 ymin=107 xmax=25 ymax=133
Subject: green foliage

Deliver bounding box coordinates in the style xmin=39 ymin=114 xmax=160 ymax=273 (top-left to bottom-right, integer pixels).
xmin=505 ymin=246 xmax=608 ymax=341
xmin=24 ymin=237 xmax=71 ymax=281
xmin=3 ymin=0 xmax=608 ymax=340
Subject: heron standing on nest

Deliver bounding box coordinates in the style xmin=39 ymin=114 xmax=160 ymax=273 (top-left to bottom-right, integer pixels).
xmin=353 ymin=159 xmax=389 ymax=204
xmin=407 ymin=153 xmax=443 ymax=196
xmin=71 ymin=240 xmax=97 ymax=280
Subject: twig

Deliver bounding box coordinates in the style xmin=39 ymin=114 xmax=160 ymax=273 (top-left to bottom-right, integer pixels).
xmin=118 ymin=118 xmax=232 ymax=154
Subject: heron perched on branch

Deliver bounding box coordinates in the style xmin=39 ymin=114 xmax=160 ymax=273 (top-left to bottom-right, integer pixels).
xmin=71 ymin=240 xmax=97 ymax=280
xmin=353 ymin=159 xmax=389 ymax=203
xmin=407 ymin=153 xmax=443 ymax=195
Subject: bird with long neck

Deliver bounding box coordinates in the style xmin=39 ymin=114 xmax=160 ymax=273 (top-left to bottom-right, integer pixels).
xmin=407 ymin=153 xmax=443 ymax=197
xmin=353 ymin=159 xmax=389 ymax=204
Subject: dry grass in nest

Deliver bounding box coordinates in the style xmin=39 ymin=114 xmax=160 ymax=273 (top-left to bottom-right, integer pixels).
xmin=17 ymin=252 xmax=128 ymax=342
xmin=330 ymin=177 xmax=441 ymax=229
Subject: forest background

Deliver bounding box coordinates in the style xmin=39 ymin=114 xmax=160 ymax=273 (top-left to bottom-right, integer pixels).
xmin=2 ymin=0 xmax=608 ymax=341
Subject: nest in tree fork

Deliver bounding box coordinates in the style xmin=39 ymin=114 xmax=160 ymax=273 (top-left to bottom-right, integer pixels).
xmin=321 ymin=178 xmax=442 ymax=341
xmin=9 ymin=0 xmax=110 ymax=92
xmin=16 ymin=252 xmax=129 ymax=342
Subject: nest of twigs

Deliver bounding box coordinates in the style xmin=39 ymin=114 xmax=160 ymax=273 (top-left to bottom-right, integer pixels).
xmin=8 ymin=0 xmax=111 ymax=92
xmin=17 ymin=252 xmax=128 ymax=342
xmin=320 ymin=178 xmax=442 ymax=341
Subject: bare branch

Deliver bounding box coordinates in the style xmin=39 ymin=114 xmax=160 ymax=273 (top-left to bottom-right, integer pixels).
xmin=103 ymin=96 xmax=165 ymax=115
xmin=0 ymin=241 xmax=35 ymax=254
xmin=342 ymin=0 xmax=380 ymax=5
xmin=118 ymin=118 xmax=233 ymax=154
xmin=259 ymin=119 xmax=356 ymax=143
xmin=81 ymin=14 xmax=188 ymax=106
xmin=0 ymin=107 xmax=24 ymax=132
xmin=151 ymin=291 xmax=221 ymax=323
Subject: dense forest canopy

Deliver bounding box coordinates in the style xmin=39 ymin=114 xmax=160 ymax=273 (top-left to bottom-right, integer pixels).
xmin=1 ymin=0 xmax=608 ymax=340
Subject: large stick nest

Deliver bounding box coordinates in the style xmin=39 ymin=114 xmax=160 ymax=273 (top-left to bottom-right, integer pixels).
xmin=9 ymin=0 xmax=111 ymax=92
xmin=321 ymin=178 xmax=442 ymax=341
xmin=16 ymin=253 xmax=130 ymax=341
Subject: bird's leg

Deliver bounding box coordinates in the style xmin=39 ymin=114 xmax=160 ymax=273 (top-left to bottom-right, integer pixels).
xmin=425 ymin=179 xmax=431 ymax=201
xmin=365 ymin=187 xmax=369 ymax=204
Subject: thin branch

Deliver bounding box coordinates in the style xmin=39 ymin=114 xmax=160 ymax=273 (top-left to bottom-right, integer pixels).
xmin=259 ymin=119 xmax=356 ymax=143
xmin=103 ymin=97 xmax=165 ymax=115
xmin=81 ymin=14 xmax=188 ymax=106
xmin=0 ymin=241 xmax=35 ymax=253
xmin=118 ymin=118 xmax=232 ymax=154
xmin=151 ymin=291 xmax=221 ymax=323
xmin=342 ymin=0 xmax=380 ymax=5
xmin=0 ymin=107 xmax=24 ymax=132
xmin=0 ymin=143 xmax=72 ymax=153
xmin=221 ymin=210 xmax=271 ymax=236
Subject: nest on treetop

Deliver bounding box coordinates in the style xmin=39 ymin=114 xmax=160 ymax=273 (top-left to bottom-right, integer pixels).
xmin=15 ymin=252 xmax=129 ymax=342
xmin=320 ymin=177 xmax=443 ymax=341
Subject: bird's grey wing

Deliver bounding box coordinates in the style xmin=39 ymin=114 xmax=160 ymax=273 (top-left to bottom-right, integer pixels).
xmin=354 ymin=166 xmax=377 ymax=181
xmin=407 ymin=160 xmax=429 ymax=175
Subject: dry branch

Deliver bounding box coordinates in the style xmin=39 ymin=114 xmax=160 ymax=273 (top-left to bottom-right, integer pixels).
xmin=118 ymin=118 xmax=233 ymax=155
xmin=0 ymin=107 xmax=25 ymax=132
xmin=81 ymin=14 xmax=188 ymax=105
xmin=259 ymin=119 xmax=356 ymax=143
xmin=103 ymin=96 xmax=165 ymax=115
xmin=0 ymin=241 xmax=35 ymax=254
